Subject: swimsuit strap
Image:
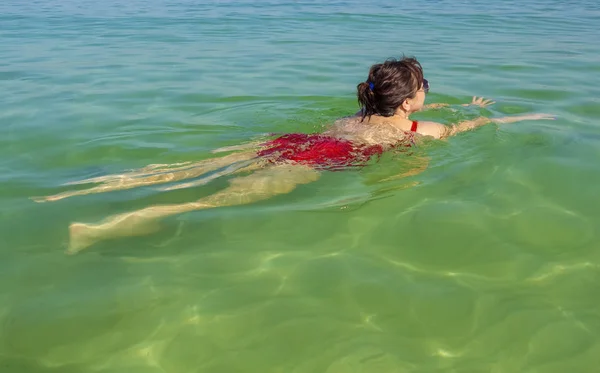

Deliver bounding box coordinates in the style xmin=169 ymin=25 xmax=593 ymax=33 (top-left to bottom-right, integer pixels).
xmin=410 ymin=120 xmax=419 ymax=132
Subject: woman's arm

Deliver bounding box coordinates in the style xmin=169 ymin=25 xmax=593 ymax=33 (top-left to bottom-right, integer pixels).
xmin=423 ymin=103 xmax=450 ymax=109
xmin=417 ymin=113 xmax=555 ymax=139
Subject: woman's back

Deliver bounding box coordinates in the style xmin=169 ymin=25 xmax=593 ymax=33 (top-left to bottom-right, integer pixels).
xmin=324 ymin=115 xmax=418 ymax=148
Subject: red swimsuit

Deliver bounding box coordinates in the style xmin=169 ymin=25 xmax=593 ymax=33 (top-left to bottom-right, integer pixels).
xmin=257 ymin=121 xmax=419 ymax=170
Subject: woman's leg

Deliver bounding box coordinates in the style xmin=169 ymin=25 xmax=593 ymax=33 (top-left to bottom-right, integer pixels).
xmin=33 ymin=151 xmax=258 ymax=202
xmin=61 ymin=161 xmax=196 ymax=186
xmin=67 ymin=164 xmax=320 ymax=254
xmin=60 ymin=140 xmax=264 ymax=187
xmin=157 ymin=160 xmax=263 ymax=191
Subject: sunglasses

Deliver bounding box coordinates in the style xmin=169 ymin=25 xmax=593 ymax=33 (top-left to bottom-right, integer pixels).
xmin=422 ymin=78 xmax=430 ymax=93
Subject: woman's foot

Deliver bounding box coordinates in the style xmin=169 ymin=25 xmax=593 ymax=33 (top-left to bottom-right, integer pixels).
xmin=67 ymin=223 xmax=100 ymax=255
xmin=67 ymin=215 xmax=161 ymax=255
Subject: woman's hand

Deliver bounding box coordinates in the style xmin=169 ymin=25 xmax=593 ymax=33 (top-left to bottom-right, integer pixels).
xmin=462 ymin=96 xmax=495 ymax=108
xmin=424 ymin=97 xmax=493 ymax=110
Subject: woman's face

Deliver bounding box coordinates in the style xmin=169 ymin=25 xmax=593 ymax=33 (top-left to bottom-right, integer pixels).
xmin=411 ymin=78 xmax=429 ymax=112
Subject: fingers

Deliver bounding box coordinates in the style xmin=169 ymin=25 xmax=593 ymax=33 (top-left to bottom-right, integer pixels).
xmin=460 ymin=97 xmax=498 ymax=107
xmin=470 ymin=96 xmax=495 ymax=107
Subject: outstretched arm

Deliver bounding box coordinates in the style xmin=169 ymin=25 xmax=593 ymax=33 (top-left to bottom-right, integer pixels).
xmin=423 ymin=103 xmax=450 ymax=109
xmin=417 ymin=113 xmax=555 ymax=139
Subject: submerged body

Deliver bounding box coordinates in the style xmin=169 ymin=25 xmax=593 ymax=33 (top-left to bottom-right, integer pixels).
xmin=35 ymin=114 xmax=424 ymax=201
xmin=33 ymin=56 xmax=553 ymax=254
xmin=258 ymin=120 xmax=420 ymax=170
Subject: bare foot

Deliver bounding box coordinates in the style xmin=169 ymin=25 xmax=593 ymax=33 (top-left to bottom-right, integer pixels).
xmin=31 ymin=190 xmax=89 ymax=203
xmin=67 ymin=216 xmax=162 ymax=255
xmin=31 ymin=194 xmax=66 ymax=203
xmin=67 ymin=223 xmax=99 ymax=255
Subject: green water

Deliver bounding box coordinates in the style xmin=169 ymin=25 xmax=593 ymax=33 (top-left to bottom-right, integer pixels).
xmin=2 ymin=0 xmax=600 ymax=372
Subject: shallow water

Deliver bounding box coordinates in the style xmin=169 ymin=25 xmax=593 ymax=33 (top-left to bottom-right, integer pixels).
xmin=2 ymin=0 xmax=600 ymax=372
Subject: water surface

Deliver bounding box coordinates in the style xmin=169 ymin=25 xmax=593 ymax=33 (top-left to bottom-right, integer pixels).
xmin=2 ymin=0 xmax=600 ymax=372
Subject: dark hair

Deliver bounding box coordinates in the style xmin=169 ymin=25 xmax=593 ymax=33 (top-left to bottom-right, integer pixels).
xmin=357 ymin=56 xmax=424 ymax=120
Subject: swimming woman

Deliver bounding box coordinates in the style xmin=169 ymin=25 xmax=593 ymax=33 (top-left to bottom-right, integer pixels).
xmin=34 ymin=56 xmax=554 ymax=253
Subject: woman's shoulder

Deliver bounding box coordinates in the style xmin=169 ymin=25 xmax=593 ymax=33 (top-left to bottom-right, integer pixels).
xmin=413 ymin=120 xmax=447 ymax=139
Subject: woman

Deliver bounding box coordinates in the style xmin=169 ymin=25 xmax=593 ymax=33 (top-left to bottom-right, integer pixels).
xmin=35 ymin=56 xmax=553 ymax=253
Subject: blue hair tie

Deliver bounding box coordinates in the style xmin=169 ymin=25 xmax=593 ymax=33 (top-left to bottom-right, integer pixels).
xmin=368 ymin=82 xmax=374 ymax=91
